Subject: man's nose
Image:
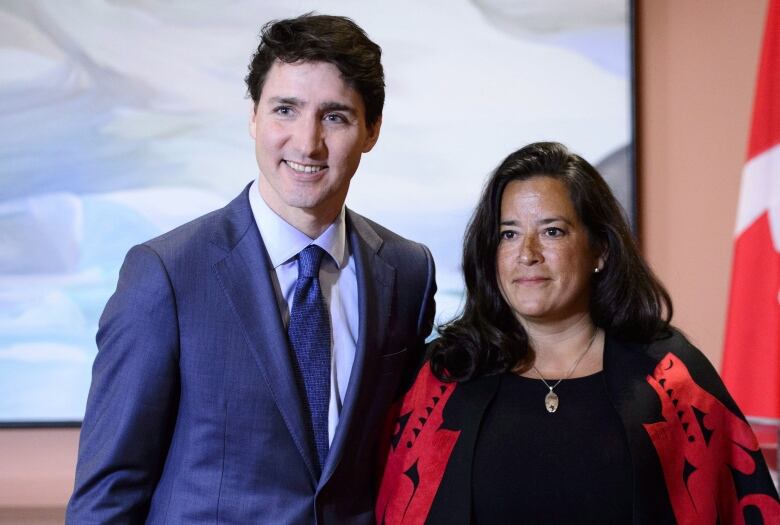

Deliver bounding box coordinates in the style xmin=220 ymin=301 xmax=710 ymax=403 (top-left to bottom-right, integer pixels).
xmin=293 ymin=116 xmax=325 ymax=158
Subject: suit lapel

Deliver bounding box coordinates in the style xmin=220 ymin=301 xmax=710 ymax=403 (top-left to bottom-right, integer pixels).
xmin=319 ymin=210 xmax=396 ymax=487
xmin=211 ymin=186 xmax=319 ymax=483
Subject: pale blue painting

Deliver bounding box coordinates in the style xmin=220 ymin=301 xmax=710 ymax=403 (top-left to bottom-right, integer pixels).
xmin=0 ymin=0 xmax=632 ymax=423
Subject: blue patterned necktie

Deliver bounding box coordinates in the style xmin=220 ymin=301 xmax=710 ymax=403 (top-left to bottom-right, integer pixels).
xmin=288 ymin=244 xmax=331 ymax=470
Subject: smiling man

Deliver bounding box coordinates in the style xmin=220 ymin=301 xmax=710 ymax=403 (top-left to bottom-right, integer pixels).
xmin=67 ymin=14 xmax=436 ymax=524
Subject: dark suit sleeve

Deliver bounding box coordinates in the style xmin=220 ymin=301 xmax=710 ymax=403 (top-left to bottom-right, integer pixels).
xmin=67 ymin=244 xmax=180 ymax=524
xmin=416 ymin=244 xmax=437 ymax=339
xmin=403 ymin=243 xmax=437 ymax=387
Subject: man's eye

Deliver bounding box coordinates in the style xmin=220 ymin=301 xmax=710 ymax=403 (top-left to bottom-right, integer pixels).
xmin=324 ymin=113 xmax=346 ymax=123
xmin=274 ymin=106 xmax=293 ymax=116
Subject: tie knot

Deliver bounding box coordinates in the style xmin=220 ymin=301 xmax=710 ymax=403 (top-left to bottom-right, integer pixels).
xmin=297 ymin=244 xmax=326 ymax=278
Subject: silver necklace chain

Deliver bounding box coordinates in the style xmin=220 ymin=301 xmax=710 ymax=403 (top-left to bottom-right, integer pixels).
xmin=531 ymin=328 xmax=598 ymax=413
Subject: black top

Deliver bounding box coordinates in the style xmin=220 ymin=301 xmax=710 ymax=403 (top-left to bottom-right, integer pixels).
xmin=472 ymin=371 xmax=633 ymax=524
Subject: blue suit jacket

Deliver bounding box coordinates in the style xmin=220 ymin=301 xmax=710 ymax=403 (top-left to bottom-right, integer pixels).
xmin=67 ymin=185 xmax=437 ymax=524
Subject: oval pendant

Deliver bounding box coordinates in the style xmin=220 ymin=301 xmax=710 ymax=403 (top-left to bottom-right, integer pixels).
xmin=545 ymin=391 xmax=559 ymax=413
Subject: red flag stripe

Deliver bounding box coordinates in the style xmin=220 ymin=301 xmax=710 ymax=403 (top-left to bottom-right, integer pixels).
xmin=722 ymin=212 xmax=780 ymax=420
xmin=722 ymin=0 xmax=780 ymax=422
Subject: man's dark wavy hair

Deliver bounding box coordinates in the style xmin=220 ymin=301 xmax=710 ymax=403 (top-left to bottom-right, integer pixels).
xmin=429 ymin=142 xmax=673 ymax=383
xmin=245 ymin=13 xmax=384 ymax=126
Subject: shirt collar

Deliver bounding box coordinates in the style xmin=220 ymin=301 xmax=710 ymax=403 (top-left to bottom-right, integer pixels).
xmin=248 ymin=179 xmax=348 ymax=269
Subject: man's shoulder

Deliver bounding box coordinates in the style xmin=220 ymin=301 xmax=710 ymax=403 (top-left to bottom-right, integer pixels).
xmin=347 ymin=209 xmax=435 ymax=289
xmin=347 ymin=209 xmax=428 ymax=256
xmin=142 ymin=186 xmax=252 ymax=257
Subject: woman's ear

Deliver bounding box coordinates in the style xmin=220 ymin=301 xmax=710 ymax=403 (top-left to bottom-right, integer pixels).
xmin=594 ymin=244 xmax=607 ymax=273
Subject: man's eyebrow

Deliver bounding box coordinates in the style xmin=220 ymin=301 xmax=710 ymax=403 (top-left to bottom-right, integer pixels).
xmin=320 ymin=101 xmax=355 ymax=113
xmin=268 ymin=96 xmax=303 ymax=106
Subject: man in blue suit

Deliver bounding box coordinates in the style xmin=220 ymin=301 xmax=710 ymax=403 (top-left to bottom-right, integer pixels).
xmin=67 ymin=13 xmax=436 ymax=524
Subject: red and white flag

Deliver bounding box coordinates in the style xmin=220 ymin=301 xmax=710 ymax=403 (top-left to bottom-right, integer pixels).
xmin=722 ymin=0 xmax=780 ymax=425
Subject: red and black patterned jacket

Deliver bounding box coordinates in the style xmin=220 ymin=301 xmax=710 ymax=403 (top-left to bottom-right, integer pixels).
xmin=377 ymin=329 xmax=780 ymax=524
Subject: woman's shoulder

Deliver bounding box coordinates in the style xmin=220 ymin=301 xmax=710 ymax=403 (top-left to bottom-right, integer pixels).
xmin=626 ymin=326 xmax=747 ymax=418
xmin=400 ymin=350 xmax=497 ymax=412
xmin=644 ymin=327 xmax=718 ymax=371
xmin=402 ymin=358 xmax=455 ymax=405
xmin=607 ymin=326 xmax=736 ymax=403
xmin=611 ymin=326 xmax=712 ymax=369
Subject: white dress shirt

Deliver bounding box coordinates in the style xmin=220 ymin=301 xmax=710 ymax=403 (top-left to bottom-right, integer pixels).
xmin=248 ymin=180 xmax=358 ymax=446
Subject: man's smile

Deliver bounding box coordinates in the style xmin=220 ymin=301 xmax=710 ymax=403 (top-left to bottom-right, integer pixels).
xmin=285 ymin=160 xmax=327 ymax=173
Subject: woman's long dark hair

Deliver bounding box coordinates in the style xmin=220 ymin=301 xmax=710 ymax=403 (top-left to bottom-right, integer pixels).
xmin=429 ymin=142 xmax=672 ymax=382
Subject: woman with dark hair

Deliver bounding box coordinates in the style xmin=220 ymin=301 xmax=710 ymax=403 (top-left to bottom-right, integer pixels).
xmin=376 ymin=142 xmax=779 ymax=524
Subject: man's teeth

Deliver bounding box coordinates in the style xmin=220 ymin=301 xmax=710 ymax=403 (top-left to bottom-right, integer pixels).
xmin=286 ymin=161 xmax=325 ymax=173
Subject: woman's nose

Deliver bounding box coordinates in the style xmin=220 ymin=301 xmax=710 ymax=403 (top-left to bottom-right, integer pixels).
xmin=518 ymin=236 xmax=541 ymax=265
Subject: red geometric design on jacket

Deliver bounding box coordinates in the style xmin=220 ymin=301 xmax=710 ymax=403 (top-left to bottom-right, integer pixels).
xmin=643 ymin=353 xmax=780 ymax=524
xmin=376 ymin=363 xmax=460 ymax=524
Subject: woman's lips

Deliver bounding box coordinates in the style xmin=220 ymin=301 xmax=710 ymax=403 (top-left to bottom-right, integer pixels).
xmin=515 ymin=276 xmax=550 ymax=284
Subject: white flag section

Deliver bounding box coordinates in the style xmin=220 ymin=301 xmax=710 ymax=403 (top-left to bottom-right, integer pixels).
xmin=735 ymin=144 xmax=780 ymax=251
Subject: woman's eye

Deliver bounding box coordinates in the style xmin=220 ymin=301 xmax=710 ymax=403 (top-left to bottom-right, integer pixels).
xmin=543 ymin=227 xmax=564 ymax=238
xmin=500 ymin=230 xmax=516 ymax=240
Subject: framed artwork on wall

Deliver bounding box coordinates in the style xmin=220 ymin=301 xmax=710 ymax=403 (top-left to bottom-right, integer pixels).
xmin=0 ymin=0 xmax=635 ymax=424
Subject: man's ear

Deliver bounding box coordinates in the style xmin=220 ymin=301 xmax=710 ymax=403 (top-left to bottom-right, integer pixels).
xmin=362 ymin=115 xmax=382 ymax=153
xmin=249 ymin=103 xmax=258 ymax=140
